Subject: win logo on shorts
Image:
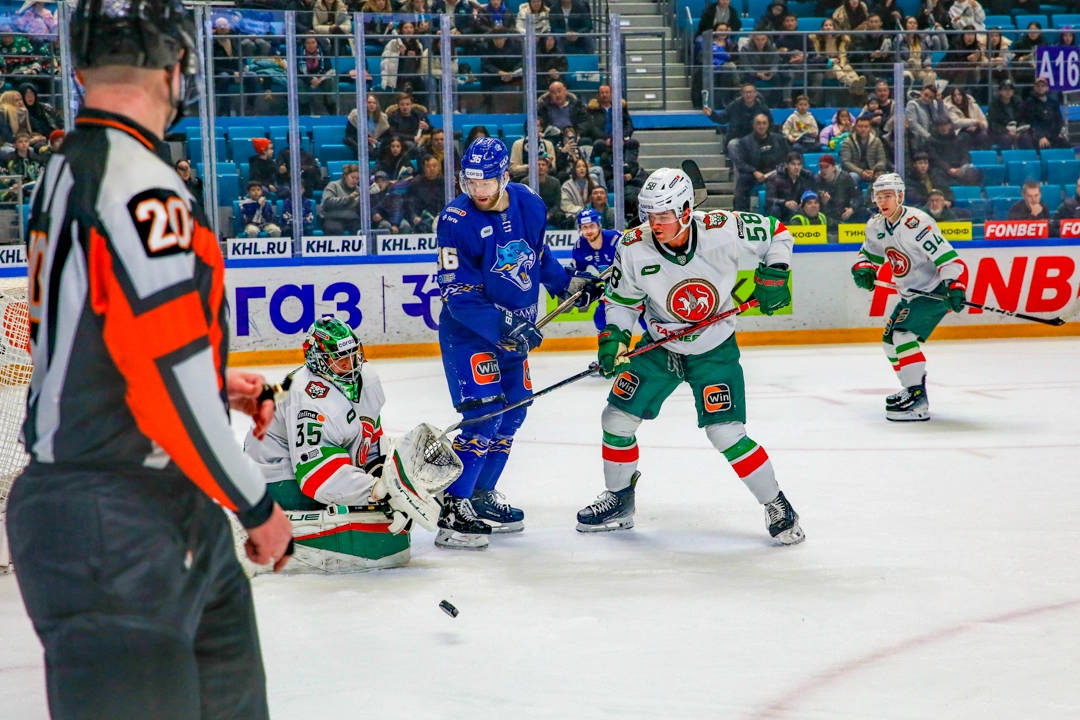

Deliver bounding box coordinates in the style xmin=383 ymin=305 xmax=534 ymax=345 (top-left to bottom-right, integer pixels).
xmin=612 ymin=371 xmax=640 ymax=399
xmin=305 ymin=381 xmax=329 ymax=399
xmin=471 ymin=352 xmax=501 ymax=385
xmin=703 ymin=383 xmax=732 ymax=413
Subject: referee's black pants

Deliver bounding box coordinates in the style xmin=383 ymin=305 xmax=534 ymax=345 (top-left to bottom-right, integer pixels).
xmin=8 ymin=465 xmax=269 ymax=720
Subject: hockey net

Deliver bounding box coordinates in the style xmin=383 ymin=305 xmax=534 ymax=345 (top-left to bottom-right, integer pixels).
xmin=0 ymin=281 xmax=31 ymax=571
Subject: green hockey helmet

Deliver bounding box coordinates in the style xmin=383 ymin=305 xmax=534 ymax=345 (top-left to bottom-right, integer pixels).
xmin=304 ymin=316 xmax=364 ymax=401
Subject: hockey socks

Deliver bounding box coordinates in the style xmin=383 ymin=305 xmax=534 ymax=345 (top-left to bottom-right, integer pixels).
xmin=707 ymin=426 xmax=781 ymax=504
xmin=601 ymin=405 xmax=643 ymax=491
xmin=473 ymin=435 xmax=513 ymax=493
xmin=445 ymin=433 xmax=491 ymax=498
xmin=884 ymin=330 xmax=926 ymax=388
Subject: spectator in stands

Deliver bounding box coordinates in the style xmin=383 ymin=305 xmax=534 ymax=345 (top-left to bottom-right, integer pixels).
xmin=1008 ymin=181 xmax=1051 ymax=221
xmin=943 ymin=27 xmax=984 ymax=92
xmin=944 ymin=85 xmax=989 ymax=149
xmin=832 ymin=0 xmax=869 ymax=31
xmin=320 ymin=164 xmax=363 ymax=236
xmin=810 ymin=19 xmax=867 ymax=102
xmin=923 ymin=188 xmax=960 ymax=222
xmin=431 ymin=0 xmax=474 ymax=36
xmin=1051 ymin=178 xmax=1080 ymax=235
xmin=538 ymin=81 xmax=590 ymax=135
xmin=3 ymin=132 xmax=39 ymax=198
xmin=704 ymin=83 xmax=769 ymax=158
xmin=815 ymin=154 xmax=862 ymax=225
xmin=536 ymin=35 xmax=568 ymax=87
xmin=18 ymin=84 xmax=58 ymax=138
xmin=36 ymin=128 xmax=62 ymax=165
xmin=419 ymin=128 xmax=445 ymax=166
xmin=819 ymin=107 xmax=853 ymax=151
xmin=905 ymin=82 xmax=948 ymax=150
xmin=904 ymin=151 xmax=952 ymax=207
xmin=239 ymin=182 xmax=282 ymax=238
xmin=987 ymin=79 xmax=1033 ymax=150
xmin=369 ymin=171 xmax=404 ymax=232
xmin=424 ymin=36 xmax=459 ymax=91
xmin=15 ymin=2 xmax=56 ymax=38
xmin=1011 ymin=22 xmax=1045 ymax=89
xmin=375 ymin=136 xmax=415 ymax=180
xmin=732 ymin=113 xmax=789 ymax=211
xmin=283 ymin=189 xmax=316 ymax=236
xmin=277 ymin=146 xmax=323 ymax=193
xmin=739 ymin=34 xmax=781 ymax=105
xmin=313 ymin=0 xmax=352 ymax=34
xmin=947 ymin=0 xmax=985 ymax=32
xmin=549 ymin=0 xmax=594 ymax=54
xmin=755 ymin=1 xmax=787 ymax=33
xmin=405 ymin=155 xmax=445 ymax=233
xmin=1024 ymin=77 xmax=1070 ymax=149
xmin=623 ymin=159 xmax=650 ymax=220
xmin=697 ymin=0 xmax=741 ymax=38
xmin=916 ymin=0 xmax=949 ymax=31
xmin=518 ymin=0 xmax=550 ymax=33
xmin=589 ymin=185 xmax=615 ymax=228
xmin=841 ymin=116 xmax=887 ymax=182
xmin=510 ymin=119 xmax=556 ymax=181
xmin=788 ymin=190 xmax=828 ymax=228
xmin=0 ymin=23 xmax=39 ymax=83
xmin=536 ymin=152 xmax=564 ymax=227
xmin=478 ymin=0 xmax=517 ymax=31
xmin=464 ymin=125 xmax=491 ymax=148
xmin=289 ymin=0 xmax=317 ymax=36
xmin=1059 ymin=27 xmax=1076 ymax=47
xmin=298 ymin=36 xmax=337 ymax=115
xmin=862 ymin=80 xmax=893 ymax=132
xmin=781 ymin=96 xmax=820 ymax=154
xmin=898 ymin=18 xmax=940 ymax=90
xmin=984 ymin=28 xmax=1012 ymax=89
xmin=850 ymin=14 xmax=894 ymax=83
xmin=400 ymin=0 xmax=433 ymax=34
xmin=561 ymin=157 xmax=597 ymax=221
xmin=382 ymin=22 xmax=425 ymax=97
xmin=345 ymin=96 xmax=389 ymax=155
xmin=585 ymin=84 xmax=634 ymax=144
xmin=694 ymin=23 xmax=740 ymax=107
xmin=927 ymin=117 xmax=982 ymax=186
xmin=0 ymin=90 xmax=33 ymax=139
xmin=481 ymin=30 xmax=524 ymax=112
xmin=872 ymin=0 xmax=905 ymax=29
xmin=773 ymin=14 xmax=805 ymax=105
xmin=248 ymin=138 xmax=279 ymax=195
xmin=175 ymin=160 xmax=203 ymax=202
xmin=386 ymin=92 xmax=430 ymax=146
xmin=767 ymin=151 xmax=818 ymax=222
xmin=554 ymin=125 xmax=586 ymax=181
xmin=858 ymin=97 xmax=883 ymax=125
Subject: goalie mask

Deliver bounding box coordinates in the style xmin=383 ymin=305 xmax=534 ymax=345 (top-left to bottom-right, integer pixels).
xmin=304 ymin=316 xmax=364 ymax=402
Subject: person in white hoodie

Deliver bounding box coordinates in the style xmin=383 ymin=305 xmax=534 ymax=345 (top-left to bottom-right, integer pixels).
xmin=948 ymin=0 xmax=985 ymax=33
xmin=781 ymin=95 xmax=821 ymax=153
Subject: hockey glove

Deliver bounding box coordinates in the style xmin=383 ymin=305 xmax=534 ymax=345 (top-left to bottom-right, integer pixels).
xmin=564 ymin=271 xmax=605 ymax=310
xmin=597 ymin=324 xmax=632 ymax=379
xmin=497 ymin=310 xmax=543 ymax=355
xmin=752 ymin=263 xmax=791 ymax=316
xmin=851 ymin=260 xmax=878 ymax=291
xmin=945 ymin=280 xmax=966 ymax=313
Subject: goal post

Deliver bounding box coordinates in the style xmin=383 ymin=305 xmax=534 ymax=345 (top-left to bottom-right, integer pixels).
xmin=0 ymin=280 xmax=31 ymax=570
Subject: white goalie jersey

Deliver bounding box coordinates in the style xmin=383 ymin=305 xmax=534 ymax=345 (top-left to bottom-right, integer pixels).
xmin=245 ymin=365 xmax=386 ymax=506
xmin=604 ymin=210 xmax=794 ymax=355
xmin=859 ymin=207 xmax=964 ymax=297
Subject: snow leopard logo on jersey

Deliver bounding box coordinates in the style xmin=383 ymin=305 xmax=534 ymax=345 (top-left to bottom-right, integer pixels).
xmin=491 ymin=239 xmax=535 ymax=291
xmin=667 ymin=279 xmax=719 ymax=322
xmin=885 ymin=247 xmax=912 ymax=278
xmin=704 ymin=211 xmax=728 ymax=230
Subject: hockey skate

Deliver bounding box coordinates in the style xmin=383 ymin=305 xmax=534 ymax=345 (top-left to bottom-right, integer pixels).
xmin=435 ymin=496 xmax=491 ymax=550
xmin=764 ymin=491 xmax=805 ymax=546
xmin=576 ymin=473 xmax=638 ymax=533
xmin=886 ymin=379 xmax=929 ymax=422
xmin=471 ymin=490 xmax=524 ymax=534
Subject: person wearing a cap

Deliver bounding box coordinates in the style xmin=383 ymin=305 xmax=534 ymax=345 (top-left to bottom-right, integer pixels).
xmin=926 ymin=116 xmax=982 ymax=188
xmin=766 ymin=150 xmax=818 ymax=222
xmin=1023 ymin=76 xmax=1070 ymax=149
xmin=369 ymin=170 xmax=405 ymax=232
xmin=923 ymin=188 xmax=959 ymax=223
xmin=248 ymin=137 xmax=279 ymax=195
xmin=905 ymin=82 xmax=949 ymax=150
xmin=789 ymin=190 xmax=828 ymax=229
xmin=815 ymin=153 xmax=863 ymax=225
xmin=987 ymin=79 xmax=1034 ymax=149
xmin=904 ymin=150 xmax=953 ymax=207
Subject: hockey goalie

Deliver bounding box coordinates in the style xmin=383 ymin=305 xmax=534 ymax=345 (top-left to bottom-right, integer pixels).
xmin=242 ymin=316 xmax=462 ymax=573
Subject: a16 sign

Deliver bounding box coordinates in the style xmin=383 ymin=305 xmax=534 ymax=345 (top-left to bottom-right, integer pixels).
xmin=1036 ymin=46 xmax=1080 ymax=91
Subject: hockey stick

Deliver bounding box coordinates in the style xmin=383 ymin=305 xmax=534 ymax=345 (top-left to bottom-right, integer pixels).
xmin=425 ymin=298 xmax=761 ymax=455
xmin=681 ymin=159 xmax=708 ymax=209
xmin=535 ymin=265 xmax=615 ymax=329
xmin=874 ymin=280 xmax=1080 ymax=326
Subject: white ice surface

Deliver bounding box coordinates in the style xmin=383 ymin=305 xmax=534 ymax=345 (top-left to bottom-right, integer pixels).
xmin=3 ymin=339 xmax=1080 ymax=719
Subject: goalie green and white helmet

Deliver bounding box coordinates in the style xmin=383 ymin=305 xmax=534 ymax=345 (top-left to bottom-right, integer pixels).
xmin=638 ymin=168 xmax=695 ymax=222
xmin=872 ymin=173 xmax=905 ymax=203
xmin=304 ymin=316 xmax=364 ymax=402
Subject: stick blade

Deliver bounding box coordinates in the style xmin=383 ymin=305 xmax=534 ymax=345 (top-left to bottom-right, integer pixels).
xmin=1057 ymin=296 xmax=1080 ymax=324
xmin=681 ymin=160 xmax=708 ymax=209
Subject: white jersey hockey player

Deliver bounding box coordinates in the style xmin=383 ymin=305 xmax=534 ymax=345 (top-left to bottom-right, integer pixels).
xmin=852 ymin=173 xmax=967 ymax=421
xmin=575 ymin=167 xmax=805 ymax=545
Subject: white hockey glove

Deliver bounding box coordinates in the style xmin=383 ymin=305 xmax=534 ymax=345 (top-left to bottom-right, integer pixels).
xmin=370 ymin=423 xmax=463 ymax=533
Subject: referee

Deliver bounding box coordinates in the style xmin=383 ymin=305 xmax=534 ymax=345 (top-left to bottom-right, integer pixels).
xmin=7 ymin=0 xmax=293 ymax=717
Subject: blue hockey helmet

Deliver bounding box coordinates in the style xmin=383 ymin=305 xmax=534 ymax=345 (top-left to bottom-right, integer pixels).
xmin=460 ymin=137 xmax=510 ymax=205
xmin=576 ymin=207 xmax=601 ymax=230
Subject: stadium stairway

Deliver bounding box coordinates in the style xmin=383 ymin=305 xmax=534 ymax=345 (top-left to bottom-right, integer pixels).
xmin=634 ymin=127 xmax=733 ymax=209
xmin=612 ymin=0 xmax=693 ymax=111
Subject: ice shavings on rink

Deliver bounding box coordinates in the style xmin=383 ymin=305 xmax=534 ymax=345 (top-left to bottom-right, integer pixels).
xmin=3 ymin=338 xmax=1080 ymax=719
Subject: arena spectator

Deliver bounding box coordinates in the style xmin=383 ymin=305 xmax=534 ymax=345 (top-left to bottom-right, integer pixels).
xmin=239 ymin=182 xmax=282 ymax=238
xmin=944 ymin=85 xmax=989 ymax=149
xmin=549 ymin=0 xmax=594 ymax=54
xmin=289 ymin=0 xmax=318 ymax=37
xmin=375 ymin=136 xmax=415 ymax=180
xmin=419 ymin=128 xmax=445 ymax=166
xmin=818 ymin=107 xmax=853 ymax=150
xmin=756 ymin=1 xmax=787 ymax=32
xmin=555 ymin=126 xmax=586 ymax=181
xmin=19 ymin=83 xmax=58 ymax=138
xmin=345 ymin=96 xmax=389 ymax=154
xmin=740 ymin=33 xmax=781 ymax=103
xmin=948 ymin=0 xmax=985 ymax=32
xmin=405 ymin=155 xmax=445 ymax=233
xmin=381 ymin=22 xmax=424 ymax=97
xmin=985 ymin=28 xmax=1012 ymax=89
xmin=283 ymin=187 xmax=316 ymax=236
xmin=905 ymin=82 xmax=949 ymax=150
xmin=1008 ymin=181 xmax=1051 ymax=221
xmin=3 ymin=132 xmax=40 ymax=197
xmin=904 ymin=151 xmax=953 ymax=207
xmin=698 ymin=23 xmax=740 ymax=106
xmin=923 ymin=188 xmax=960 ymax=222
xmin=536 ymin=35 xmax=568 ymax=87
xmin=697 ymin=0 xmax=741 ymax=37
xmin=561 ymin=157 xmax=597 ymax=221
xmin=926 ymin=117 xmax=982 ymax=186
xmin=1052 ymin=179 xmax=1080 ymax=236
xmin=297 ymin=36 xmax=337 ymax=115
xmin=943 ymin=27 xmax=984 ymax=91
xmin=423 ymin=37 xmax=458 ymax=94
xmin=815 ymin=154 xmax=862 ymax=225
xmin=538 ymin=81 xmax=590 ymax=135
xmin=859 ymin=97 xmax=883 ymax=125
xmin=589 ymin=185 xmax=615 ymax=228
xmin=536 ymin=152 xmax=564 ymax=227
xmin=841 ymin=116 xmax=887 ymax=182
xmin=385 ymin=92 xmax=430 ymax=145
xmin=771 ymin=14 xmax=805 ymax=105
xmin=987 ymin=79 xmax=1033 ymax=149
xmin=517 ymin=0 xmax=550 ymax=34
xmin=248 ymin=138 xmax=279 ymax=194
xmin=16 ymin=1 xmax=56 ymax=37
xmin=781 ymin=95 xmax=820 ymax=154
xmin=811 ymin=19 xmax=867 ymax=102
xmin=1024 ymin=77 xmax=1069 ymax=149
xmin=832 ymin=0 xmax=869 ymax=31
xmin=788 ymin=190 xmax=828 ymax=228
xmin=0 ymin=23 xmax=39 ymax=83
xmin=623 ymin=160 xmax=651 ymax=220
xmin=431 ymin=0 xmax=474 ymax=35
xmin=585 ymin=84 xmax=634 ymax=143
xmin=277 ymin=146 xmax=323 ymax=193
xmin=1059 ymin=26 xmax=1075 ymax=47
xmin=481 ymin=31 xmax=524 ymax=112
xmin=732 ymin=112 xmax=789 ymax=211
xmin=873 ymin=0 xmax=905 ymax=30
xmin=175 ymin=160 xmax=203 ymax=202
xmin=916 ymin=0 xmax=949 ymax=30
xmin=0 ymin=90 xmax=33 ymax=139
xmin=36 ymin=128 xmax=62 ymax=165
xmin=478 ymin=0 xmax=517 ymax=32
xmin=369 ymin=171 xmax=405 ymax=232
xmin=313 ymin=0 xmax=352 ymax=34
xmin=320 ymin=164 xmax=363 ymax=236
xmin=865 ymin=81 xmax=894 ymax=129
xmin=767 ymin=151 xmax=818 ymax=222
xmin=510 ymin=119 xmax=556 ymax=181
xmin=1011 ymin=22 xmax=1045 ymax=88
xmin=898 ymin=18 xmax=940 ymax=90
xmin=704 ymin=83 xmax=770 ymax=158
xmin=850 ymin=14 xmax=894 ymax=82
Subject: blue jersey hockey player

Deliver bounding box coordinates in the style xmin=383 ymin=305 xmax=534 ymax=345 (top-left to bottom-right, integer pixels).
xmin=435 ymin=137 xmax=601 ymax=550
xmin=571 ymin=208 xmax=620 ymax=331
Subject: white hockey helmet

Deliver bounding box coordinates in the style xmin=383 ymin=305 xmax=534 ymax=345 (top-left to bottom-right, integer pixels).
xmin=637 ymin=168 xmax=695 ymax=229
xmin=872 ymin=172 xmax=905 ymax=204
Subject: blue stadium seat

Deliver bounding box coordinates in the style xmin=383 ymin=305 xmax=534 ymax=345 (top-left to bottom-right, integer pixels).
xmin=1001 ymin=149 xmax=1038 ymax=164
xmin=896 ymin=0 xmax=921 ymax=16
xmin=985 ymin=185 xmax=1022 ymax=199
xmin=979 ymin=165 xmax=1007 ymax=185
xmin=747 ymin=0 xmax=772 ymax=22
xmin=188 ymin=137 xmax=227 ymax=162
xmin=1007 ymin=160 xmax=1042 ymax=184
xmin=567 ymin=55 xmax=600 ymax=92
xmin=313 ymin=125 xmax=347 ymax=155
xmin=327 ymin=160 xmax=350 ymax=179
xmin=951 ymin=186 xmax=983 ymax=201
xmin=336 ymin=57 xmax=357 ymax=93
xmin=957 ymin=198 xmax=990 ymax=222
xmin=319 ymin=144 xmax=354 ymax=163
xmin=197 ymin=162 xmax=238 ymax=178
xmin=1053 ymin=14 xmax=1080 ymax=27
xmin=809 ymin=107 xmax=836 ymax=125
xmin=797 ymin=17 xmax=822 ymax=32
xmin=366 ymin=57 xmax=385 ymax=90
xmin=984 ymin=15 xmax=1015 ymax=29
xmin=1040 ymin=148 xmax=1076 ymax=164
xmin=238 ymin=163 xmax=250 ymax=185
xmin=217 ymin=174 xmax=241 ymax=207
xmin=991 ymin=197 xmax=1016 ymax=219
xmin=969 ymin=150 xmax=999 ymax=165
xmin=229 ymin=126 xmax=265 ymax=140
xmin=232 ymin=201 xmax=245 ymax=237
xmin=771 ymin=109 xmax=788 ymax=125
xmin=230 ymin=138 xmax=255 ymax=164
xmin=1047 ymin=160 xmax=1080 ymax=186
xmin=1014 ymin=15 xmax=1048 ymax=31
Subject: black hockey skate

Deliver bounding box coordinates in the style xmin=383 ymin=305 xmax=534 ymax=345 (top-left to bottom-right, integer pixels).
xmin=886 ymin=377 xmax=929 ymax=422
xmin=471 ymin=490 xmax=524 ymax=534
xmin=764 ymin=491 xmax=805 ymax=546
xmin=576 ymin=473 xmax=638 ymax=533
xmin=435 ymin=496 xmax=491 ymax=550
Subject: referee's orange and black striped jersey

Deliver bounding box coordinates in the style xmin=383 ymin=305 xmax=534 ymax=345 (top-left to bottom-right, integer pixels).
xmin=22 ymin=109 xmax=271 ymax=526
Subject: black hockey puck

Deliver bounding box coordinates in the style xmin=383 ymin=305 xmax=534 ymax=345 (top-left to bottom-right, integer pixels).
xmin=439 ymin=600 xmax=459 ymax=618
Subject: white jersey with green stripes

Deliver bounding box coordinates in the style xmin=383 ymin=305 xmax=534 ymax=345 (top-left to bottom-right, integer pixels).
xmin=244 ymin=365 xmax=386 ymax=506
xmin=859 ymin=206 xmax=964 ymax=296
xmin=605 ymin=209 xmax=794 ymax=355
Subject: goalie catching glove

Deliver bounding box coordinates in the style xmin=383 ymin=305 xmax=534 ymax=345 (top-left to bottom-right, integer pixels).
xmin=370 ymin=423 xmax=464 ymax=533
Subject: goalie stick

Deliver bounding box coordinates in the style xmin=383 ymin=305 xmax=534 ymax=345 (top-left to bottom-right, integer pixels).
xmin=874 ymin=280 xmax=1080 ymax=326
